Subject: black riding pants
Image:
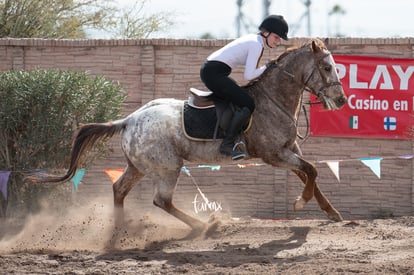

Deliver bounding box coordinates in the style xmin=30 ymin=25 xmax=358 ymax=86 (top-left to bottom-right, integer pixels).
xmin=200 ymin=60 xmax=255 ymax=113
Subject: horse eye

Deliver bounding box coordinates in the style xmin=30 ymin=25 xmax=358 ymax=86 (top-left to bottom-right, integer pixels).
xmin=324 ymin=66 xmax=331 ymax=72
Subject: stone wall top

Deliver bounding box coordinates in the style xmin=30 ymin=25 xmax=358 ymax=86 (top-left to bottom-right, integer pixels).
xmin=0 ymin=37 xmax=413 ymax=47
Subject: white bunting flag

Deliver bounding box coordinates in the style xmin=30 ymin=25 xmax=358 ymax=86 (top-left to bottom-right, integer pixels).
xmin=325 ymin=161 xmax=340 ymax=182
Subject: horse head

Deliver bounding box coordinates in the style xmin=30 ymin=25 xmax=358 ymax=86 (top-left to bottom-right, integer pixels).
xmin=302 ymin=39 xmax=347 ymax=110
xmin=247 ymin=38 xmax=347 ymax=118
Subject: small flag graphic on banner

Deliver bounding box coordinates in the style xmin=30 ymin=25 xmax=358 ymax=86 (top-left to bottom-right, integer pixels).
xmin=349 ymin=116 xmax=358 ymax=129
xmin=383 ymin=117 xmax=396 ymax=131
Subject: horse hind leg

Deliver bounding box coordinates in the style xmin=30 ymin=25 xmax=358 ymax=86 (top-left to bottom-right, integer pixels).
xmin=290 ymin=143 xmax=343 ymax=221
xmin=314 ymin=184 xmax=343 ymax=222
xmin=152 ymin=168 xmax=206 ymax=238
xmin=105 ymin=164 xmax=144 ymax=249
xmin=113 ymin=163 xmax=145 ymax=228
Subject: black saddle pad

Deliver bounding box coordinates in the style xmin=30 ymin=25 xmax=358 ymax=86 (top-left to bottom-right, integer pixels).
xmin=183 ymin=101 xmax=226 ymax=141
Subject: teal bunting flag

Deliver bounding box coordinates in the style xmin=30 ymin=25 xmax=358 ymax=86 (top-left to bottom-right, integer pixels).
xmin=197 ymin=165 xmax=221 ymax=171
xmin=70 ymin=168 xmax=86 ymax=190
xmin=359 ymin=157 xmax=382 ymax=179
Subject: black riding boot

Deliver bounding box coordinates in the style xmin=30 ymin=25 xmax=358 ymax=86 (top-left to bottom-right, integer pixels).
xmin=220 ymin=107 xmax=251 ymax=160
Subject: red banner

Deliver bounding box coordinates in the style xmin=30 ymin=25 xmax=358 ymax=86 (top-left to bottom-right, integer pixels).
xmin=310 ymin=55 xmax=414 ymax=139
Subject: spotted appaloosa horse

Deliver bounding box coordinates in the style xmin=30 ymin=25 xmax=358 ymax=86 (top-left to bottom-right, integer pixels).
xmin=34 ymin=38 xmax=347 ymax=236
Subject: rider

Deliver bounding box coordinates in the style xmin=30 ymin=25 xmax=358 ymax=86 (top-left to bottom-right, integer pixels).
xmin=200 ymin=15 xmax=289 ymax=160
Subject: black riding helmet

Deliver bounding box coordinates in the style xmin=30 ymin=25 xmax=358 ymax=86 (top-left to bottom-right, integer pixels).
xmin=259 ymin=15 xmax=289 ymax=40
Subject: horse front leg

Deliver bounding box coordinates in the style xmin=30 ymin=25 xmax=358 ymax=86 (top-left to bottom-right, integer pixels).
xmin=152 ymin=169 xmax=207 ymax=238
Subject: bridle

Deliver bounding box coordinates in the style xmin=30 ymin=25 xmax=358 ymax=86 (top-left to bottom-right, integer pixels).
xmin=302 ymin=52 xmax=343 ymax=104
xmin=263 ymin=50 xmax=343 ymax=141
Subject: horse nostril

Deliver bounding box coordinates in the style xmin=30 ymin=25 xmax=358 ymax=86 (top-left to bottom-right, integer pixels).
xmin=338 ymin=97 xmax=347 ymax=106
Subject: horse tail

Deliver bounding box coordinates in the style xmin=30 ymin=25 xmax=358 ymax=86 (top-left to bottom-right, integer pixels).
xmin=29 ymin=119 xmax=127 ymax=184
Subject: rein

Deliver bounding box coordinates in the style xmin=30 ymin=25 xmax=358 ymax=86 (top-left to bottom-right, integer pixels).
xmin=262 ymin=50 xmax=342 ymax=142
xmin=260 ymin=81 xmax=297 ymax=125
xmin=260 ymin=75 xmax=310 ymax=142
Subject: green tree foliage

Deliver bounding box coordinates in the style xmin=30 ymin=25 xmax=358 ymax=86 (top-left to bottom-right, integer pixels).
xmin=0 ymin=0 xmax=174 ymax=39
xmin=0 ymin=70 xmax=126 ymax=216
xmin=108 ymin=0 xmax=173 ymax=38
xmin=0 ymin=0 xmax=115 ymax=38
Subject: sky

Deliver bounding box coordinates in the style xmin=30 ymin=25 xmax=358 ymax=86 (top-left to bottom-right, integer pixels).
xmin=110 ymin=0 xmax=414 ymax=39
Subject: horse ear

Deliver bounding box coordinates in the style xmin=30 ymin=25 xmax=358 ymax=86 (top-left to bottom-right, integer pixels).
xmin=311 ymin=39 xmax=321 ymax=54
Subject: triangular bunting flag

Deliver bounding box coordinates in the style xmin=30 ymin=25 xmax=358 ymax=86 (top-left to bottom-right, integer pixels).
xmin=70 ymin=168 xmax=86 ymax=190
xmin=181 ymin=166 xmax=191 ymax=176
xmin=0 ymin=171 xmax=11 ymax=200
xmin=398 ymin=155 xmax=414 ymax=159
xmin=325 ymin=161 xmax=340 ymax=182
xmin=359 ymin=157 xmax=382 ymax=179
xmin=237 ymin=163 xmax=264 ymax=168
xmin=104 ymin=168 xmax=124 ymax=183
xmin=198 ymin=165 xmax=221 ymax=171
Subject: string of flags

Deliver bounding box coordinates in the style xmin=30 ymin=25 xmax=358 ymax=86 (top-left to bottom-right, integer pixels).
xmin=0 ymin=154 xmax=413 ymax=200
xmin=318 ymin=157 xmax=383 ymax=181
xmin=316 ymin=155 xmax=414 ymax=182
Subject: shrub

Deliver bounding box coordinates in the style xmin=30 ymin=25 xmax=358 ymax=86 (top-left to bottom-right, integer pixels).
xmin=0 ymin=70 xmax=126 ymax=217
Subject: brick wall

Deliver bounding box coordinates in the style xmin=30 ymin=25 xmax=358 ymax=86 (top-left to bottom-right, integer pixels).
xmin=1 ymin=37 xmax=413 ymax=220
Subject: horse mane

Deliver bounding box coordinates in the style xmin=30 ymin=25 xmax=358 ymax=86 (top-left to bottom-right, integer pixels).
xmin=244 ymin=38 xmax=327 ymax=88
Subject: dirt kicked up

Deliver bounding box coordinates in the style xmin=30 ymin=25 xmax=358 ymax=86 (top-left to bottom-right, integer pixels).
xmin=0 ymin=201 xmax=413 ymax=274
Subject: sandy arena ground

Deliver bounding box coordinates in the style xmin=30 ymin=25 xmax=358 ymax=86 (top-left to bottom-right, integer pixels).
xmin=0 ymin=200 xmax=413 ymax=274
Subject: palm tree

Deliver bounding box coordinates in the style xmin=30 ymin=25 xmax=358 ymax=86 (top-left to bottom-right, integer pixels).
xmin=328 ymin=4 xmax=346 ymax=37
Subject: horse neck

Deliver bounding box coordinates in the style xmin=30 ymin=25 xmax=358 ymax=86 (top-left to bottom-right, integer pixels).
xmin=249 ymin=53 xmax=308 ymax=117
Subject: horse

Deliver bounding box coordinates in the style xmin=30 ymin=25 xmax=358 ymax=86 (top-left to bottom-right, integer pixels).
xmin=33 ymin=38 xmax=347 ymax=236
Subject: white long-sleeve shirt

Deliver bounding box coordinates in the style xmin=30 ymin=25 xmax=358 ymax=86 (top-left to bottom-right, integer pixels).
xmin=207 ymin=34 xmax=266 ymax=81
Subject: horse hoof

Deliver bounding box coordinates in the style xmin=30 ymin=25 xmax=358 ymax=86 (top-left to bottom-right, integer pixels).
xmin=327 ymin=211 xmax=343 ymax=222
xmin=204 ymin=220 xmax=221 ymax=239
xmin=182 ymin=225 xmax=206 ymax=240
xmin=294 ymin=196 xmax=306 ymax=211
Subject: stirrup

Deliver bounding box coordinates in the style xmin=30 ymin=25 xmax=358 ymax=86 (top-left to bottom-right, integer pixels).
xmin=232 ymin=141 xmax=246 ymax=152
xmin=231 ymin=141 xmax=247 ymax=160
xmin=231 ymin=151 xmax=246 ymax=161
